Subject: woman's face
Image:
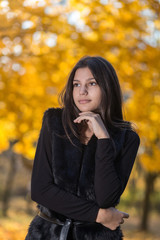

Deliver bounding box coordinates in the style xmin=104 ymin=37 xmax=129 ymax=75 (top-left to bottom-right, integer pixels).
xmin=72 ymin=67 xmax=102 ymax=112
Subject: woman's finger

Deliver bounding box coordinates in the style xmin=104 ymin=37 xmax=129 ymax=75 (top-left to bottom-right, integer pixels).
xmin=74 ymin=115 xmax=91 ymax=123
xmin=121 ymin=212 xmax=129 ymax=218
xmin=120 ymin=219 xmax=124 ymax=224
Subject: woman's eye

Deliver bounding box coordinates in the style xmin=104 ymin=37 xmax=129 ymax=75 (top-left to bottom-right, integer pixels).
xmin=73 ymin=82 xmax=97 ymax=87
xmin=73 ymin=83 xmax=79 ymax=87
xmin=89 ymin=82 xmax=97 ymax=86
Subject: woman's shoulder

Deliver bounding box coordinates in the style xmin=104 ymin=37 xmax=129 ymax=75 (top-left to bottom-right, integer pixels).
xmin=43 ymin=107 xmax=63 ymax=119
xmin=42 ymin=107 xmax=64 ymax=133
xmin=112 ymin=128 xmax=140 ymax=146
xmin=42 ymin=107 xmax=63 ymax=123
xmin=125 ymin=129 xmax=140 ymax=145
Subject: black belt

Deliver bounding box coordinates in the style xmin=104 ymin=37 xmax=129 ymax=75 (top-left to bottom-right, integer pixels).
xmin=38 ymin=211 xmax=85 ymax=240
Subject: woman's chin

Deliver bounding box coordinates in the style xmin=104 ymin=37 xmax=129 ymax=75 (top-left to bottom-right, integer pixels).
xmin=77 ymin=106 xmax=96 ymax=112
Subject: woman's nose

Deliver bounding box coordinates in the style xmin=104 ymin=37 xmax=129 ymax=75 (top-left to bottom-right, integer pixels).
xmin=79 ymin=86 xmax=88 ymax=95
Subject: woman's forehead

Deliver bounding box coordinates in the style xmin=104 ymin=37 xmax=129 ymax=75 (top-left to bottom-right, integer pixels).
xmin=73 ymin=67 xmax=94 ymax=80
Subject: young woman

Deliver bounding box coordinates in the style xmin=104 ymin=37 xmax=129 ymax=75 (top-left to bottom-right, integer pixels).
xmin=25 ymin=56 xmax=140 ymax=240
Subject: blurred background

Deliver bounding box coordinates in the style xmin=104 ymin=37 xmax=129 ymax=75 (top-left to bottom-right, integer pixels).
xmin=0 ymin=0 xmax=160 ymax=239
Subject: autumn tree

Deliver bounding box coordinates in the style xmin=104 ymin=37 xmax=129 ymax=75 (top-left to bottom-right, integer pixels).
xmin=0 ymin=0 xmax=159 ymax=229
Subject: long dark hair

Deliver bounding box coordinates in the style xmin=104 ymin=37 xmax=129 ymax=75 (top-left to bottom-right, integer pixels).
xmin=58 ymin=55 xmax=137 ymax=147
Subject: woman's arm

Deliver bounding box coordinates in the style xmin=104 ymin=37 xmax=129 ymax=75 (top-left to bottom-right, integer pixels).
xmin=94 ymin=130 xmax=140 ymax=208
xmin=31 ymin=111 xmax=99 ymax=222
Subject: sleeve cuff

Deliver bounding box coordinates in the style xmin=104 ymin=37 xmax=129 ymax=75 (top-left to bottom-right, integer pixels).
xmin=89 ymin=205 xmax=99 ymax=222
xmin=96 ymin=138 xmax=115 ymax=160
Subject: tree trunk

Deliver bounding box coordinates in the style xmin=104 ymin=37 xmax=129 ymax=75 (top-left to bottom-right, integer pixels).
xmin=140 ymin=172 xmax=157 ymax=231
xmin=2 ymin=141 xmax=17 ymax=217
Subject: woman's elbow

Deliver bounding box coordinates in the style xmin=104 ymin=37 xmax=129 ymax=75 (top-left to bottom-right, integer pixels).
xmin=31 ymin=183 xmax=41 ymax=202
xmin=31 ymin=181 xmax=52 ymax=202
xmin=31 ymin=187 xmax=37 ymax=202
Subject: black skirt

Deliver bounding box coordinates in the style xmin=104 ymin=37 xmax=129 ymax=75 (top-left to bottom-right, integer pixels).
xmin=25 ymin=212 xmax=123 ymax=240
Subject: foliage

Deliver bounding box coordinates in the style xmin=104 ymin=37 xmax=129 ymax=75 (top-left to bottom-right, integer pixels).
xmin=0 ymin=0 xmax=159 ymax=173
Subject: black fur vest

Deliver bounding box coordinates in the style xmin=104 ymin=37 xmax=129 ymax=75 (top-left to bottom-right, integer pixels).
xmin=26 ymin=107 xmax=126 ymax=240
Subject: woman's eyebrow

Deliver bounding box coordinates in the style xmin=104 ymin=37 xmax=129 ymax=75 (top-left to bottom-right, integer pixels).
xmin=73 ymin=78 xmax=95 ymax=82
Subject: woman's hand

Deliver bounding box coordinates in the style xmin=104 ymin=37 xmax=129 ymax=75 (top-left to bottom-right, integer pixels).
xmin=73 ymin=111 xmax=110 ymax=139
xmin=96 ymin=207 xmax=129 ymax=230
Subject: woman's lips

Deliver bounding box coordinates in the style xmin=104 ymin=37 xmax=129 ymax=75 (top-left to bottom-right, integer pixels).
xmin=78 ymin=100 xmax=91 ymax=104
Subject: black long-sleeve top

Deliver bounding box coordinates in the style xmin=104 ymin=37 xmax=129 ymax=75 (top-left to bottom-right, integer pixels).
xmin=31 ymin=115 xmax=140 ymax=222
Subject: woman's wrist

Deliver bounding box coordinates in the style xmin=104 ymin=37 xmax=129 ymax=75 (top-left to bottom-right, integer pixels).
xmin=96 ymin=208 xmax=111 ymax=224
